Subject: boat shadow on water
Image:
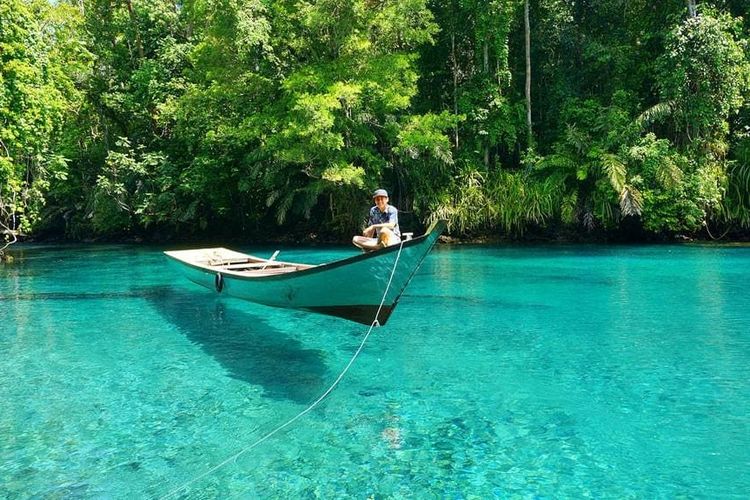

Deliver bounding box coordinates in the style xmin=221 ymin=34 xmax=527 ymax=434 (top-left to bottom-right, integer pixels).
xmin=144 ymin=286 xmax=330 ymax=404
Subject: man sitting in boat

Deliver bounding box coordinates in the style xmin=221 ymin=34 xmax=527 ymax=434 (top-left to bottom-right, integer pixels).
xmin=352 ymin=189 xmax=401 ymax=251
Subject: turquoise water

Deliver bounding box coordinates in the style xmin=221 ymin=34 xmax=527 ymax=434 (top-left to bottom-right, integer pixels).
xmin=2 ymin=243 xmax=749 ymax=498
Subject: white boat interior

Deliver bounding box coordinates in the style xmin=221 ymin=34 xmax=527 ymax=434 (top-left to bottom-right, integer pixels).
xmin=165 ymin=247 xmax=315 ymax=277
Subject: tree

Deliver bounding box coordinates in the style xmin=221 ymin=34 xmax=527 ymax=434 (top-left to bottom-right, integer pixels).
xmin=0 ymin=0 xmax=89 ymax=241
xmin=657 ymin=12 xmax=748 ymax=146
xmin=3 ymin=0 xmax=750 ymax=241
xmin=524 ymin=0 xmax=532 ymax=145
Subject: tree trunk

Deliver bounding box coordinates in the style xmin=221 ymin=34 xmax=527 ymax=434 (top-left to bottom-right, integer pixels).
xmin=125 ymin=0 xmax=145 ymax=59
xmin=451 ymin=32 xmax=459 ymax=149
xmin=483 ymin=37 xmax=489 ymax=166
xmin=524 ymin=0 xmax=533 ymax=145
xmin=686 ymin=0 xmax=697 ymax=17
xmin=483 ymin=38 xmax=489 ymax=73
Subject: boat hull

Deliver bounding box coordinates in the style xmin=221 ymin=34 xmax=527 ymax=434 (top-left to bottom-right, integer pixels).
xmin=165 ymin=220 xmax=445 ymax=325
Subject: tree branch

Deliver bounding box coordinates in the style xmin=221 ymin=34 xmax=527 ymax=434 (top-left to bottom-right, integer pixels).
xmin=0 ymin=207 xmax=18 ymax=255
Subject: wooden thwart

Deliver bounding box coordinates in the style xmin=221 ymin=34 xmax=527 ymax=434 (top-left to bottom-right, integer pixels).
xmin=242 ymin=266 xmax=301 ymax=276
xmin=208 ymin=258 xmax=252 ymax=266
xmin=219 ymin=261 xmax=286 ymax=270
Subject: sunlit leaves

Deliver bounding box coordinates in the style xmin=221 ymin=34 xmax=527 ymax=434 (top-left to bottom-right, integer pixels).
xmin=619 ymin=185 xmax=643 ymax=217
xmin=6 ymin=0 xmax=750 ymax=241
xmin=321 ymin=162 xmax=365 ymax=187
xmin=0 ymin=0 xmax=89 ymax=233
xmin=396 ymin=111 xmax=460 ymax=165
xmin=426 ymin=168 xmax=560 ymax=236
xmin=369 ymin=0 xmax=438 ymax=50
xmin=657 ymin=13 xmax=750 ymax=141
xmin=601 ymin=153 xmax=626 ymax=193
xmin=236 ymin=0 xmax=275 ymax=63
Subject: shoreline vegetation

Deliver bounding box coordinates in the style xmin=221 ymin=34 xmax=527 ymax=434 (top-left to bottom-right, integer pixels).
xmin=5 ymin=224 xmax=750 ymax=249
xmin=2 ymin=1 xmax=750 ymax=252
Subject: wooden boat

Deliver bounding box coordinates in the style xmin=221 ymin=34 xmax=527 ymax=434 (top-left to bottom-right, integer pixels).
xmin=164 ymin=220 xmax=446 ymax=325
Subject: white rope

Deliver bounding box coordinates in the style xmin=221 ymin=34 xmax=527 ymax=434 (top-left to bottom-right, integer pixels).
xmin=161 ymin=240 xmax=405 ymax=499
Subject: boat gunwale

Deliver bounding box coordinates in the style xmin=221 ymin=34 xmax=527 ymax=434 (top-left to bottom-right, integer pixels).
xmin=164 ymin=220 xmax=445 ymax=282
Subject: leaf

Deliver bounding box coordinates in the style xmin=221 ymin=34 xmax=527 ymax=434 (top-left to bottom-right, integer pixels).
xmin=635 ymin=101 xmax=674 ymax=130
xmin=619 ymin=185 xmax=643 ymax=217
xmin=601 ymin=153 xmax=626 ymax=193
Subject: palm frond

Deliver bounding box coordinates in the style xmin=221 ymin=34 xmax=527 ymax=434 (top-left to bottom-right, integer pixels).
xmin=655 ymin=156 xmax=683 ymax=189
xmin=266 ymin=190 xmax=281 ymax=208
xmin=619 ymin=184 xmax=643 ymax=217
xmin=720 ymin=162 xmax=750 ymax=228
xmin=275 ymin=191 xmax=295 ymax=225
xmin=601 ymin=153 xmax=626 ymax=193
xmin=583 ymin=211 xmax=595 ymax=231
xmin=599 ymin=200 xmax=615 ymax=224
xmin=560 ymin=192 xmax=578 ymax=224
xmin=729 ymin=162 xmax=750 ymax=203
xmin=635 ymin=101 xmax=674 ymax=130
xmin=564 ymin=124 xmax=590 ymax=156
xmin=535 ymin=152 xmax=575 ymax=172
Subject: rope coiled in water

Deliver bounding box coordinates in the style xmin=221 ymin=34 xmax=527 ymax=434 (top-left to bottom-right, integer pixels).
xmin=161 ymin=240 xmax=405 ymax=499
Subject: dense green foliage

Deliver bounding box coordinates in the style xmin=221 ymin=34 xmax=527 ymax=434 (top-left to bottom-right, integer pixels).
xmin=2 ymin=0 xmax=749 ymax=241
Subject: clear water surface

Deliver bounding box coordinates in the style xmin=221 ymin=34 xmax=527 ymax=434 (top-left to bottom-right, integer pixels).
xmin=1 ymin=242 xmax=749 ymax=498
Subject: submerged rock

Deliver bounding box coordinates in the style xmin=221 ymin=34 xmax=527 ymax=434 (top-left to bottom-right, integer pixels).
xmin=381 ymin=427 xmax=403 ymax=449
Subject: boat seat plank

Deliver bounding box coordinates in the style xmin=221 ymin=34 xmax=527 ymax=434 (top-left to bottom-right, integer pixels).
xmin=208 ymin=259 xmax=252 ymax=266
xmin=238 ymin=266 xmax=302 ymax=276
xmin=219 ymin=262 xmax=287 ymax=270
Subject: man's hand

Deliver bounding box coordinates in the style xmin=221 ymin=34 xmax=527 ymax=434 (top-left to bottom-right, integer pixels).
xmin=363 ymin=225 xmax=375 ymax=237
